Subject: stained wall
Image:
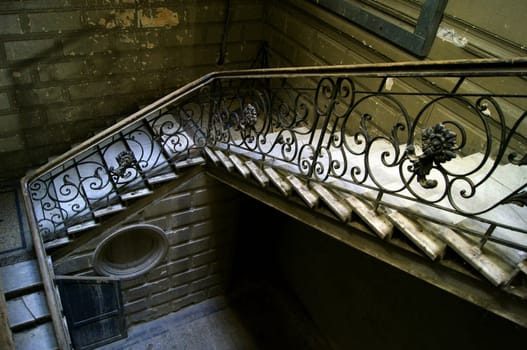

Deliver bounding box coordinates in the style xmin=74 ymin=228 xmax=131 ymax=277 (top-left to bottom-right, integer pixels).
xmin=0 ymin=0 xmax=264 ymax=185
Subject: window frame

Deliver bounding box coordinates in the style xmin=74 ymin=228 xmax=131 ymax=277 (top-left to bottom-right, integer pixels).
xmin=311 ymin=0 xmax=448 ymax=57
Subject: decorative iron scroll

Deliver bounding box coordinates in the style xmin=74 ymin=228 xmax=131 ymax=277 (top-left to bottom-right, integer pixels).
xmin=501 ymin=191 xmax=527 ymax=207
xmin=110 ymin=151 xmax=138 ymax=180
xmin=28 ymin=106 xmax=205 ymax=241
xmin=201 ymin=76 xmax=527 ymax=250
xmin=407 ymin=123 xmax=457 ymax=189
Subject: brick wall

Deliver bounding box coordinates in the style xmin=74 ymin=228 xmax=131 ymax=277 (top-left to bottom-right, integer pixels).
xmin=53 ymin=172 xmax=242 ymax=327
xmin=0 ymin=0 xmax=264 ymax=184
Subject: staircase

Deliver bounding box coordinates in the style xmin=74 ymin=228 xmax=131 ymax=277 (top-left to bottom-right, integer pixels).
xmin=205 ymin=145 xmax=527 ymax=288
xmin=1 ymin=260 xmax=57 ymax=349
xmin=15 ymin=58 xmax=527 ymax=347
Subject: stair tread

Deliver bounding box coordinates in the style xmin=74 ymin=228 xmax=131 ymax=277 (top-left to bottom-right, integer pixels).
xmin=0 ymin=260 xmax=42 ymax=297
xmin=214 ymin=150 xmax=235 ymax=172
xmin=67 ymin=220 xmax=99 ymax=234
xmin=245 ymin=160 xmax=269 ymax=187
xmin=229 ymin=154 xmax=251 ymax=178
xmin=8 ymin=291 xmax=50 ymax=329
xmin=93 ymin=203 xmax=126 ymax=217
xmin=174 ymin=155 xmax=206 ymax=169
xmin=44 ymin=237 xmax=71 ymax=251
xmin=433 ymin=223 xmax=518 ymax=286
xmin=459 ymin=153 xmax=527 ymax=191
xmin=204 ymin=147 xmax=220 ymax=165
xmin=311 ymin=182 xmax=352 ymax=222
xmin=455 ymin=218 xmax=527 ymax=266
xmin=286 ymin=175 xmax=319 ymax=208
xmin=147 ymin=172 xmax=178 ymax=184
xmin=264 ymin=167 xmax=292 ymax=197
xmin=121 ymin=188 xmax=153 ymax=201
xmin=13 ymin=321 xmax=58 ymax=350
xmin=344 ymin=195 xmax=394 ymax=239
xmin=386 ymin=209 xmax=447 ymax=261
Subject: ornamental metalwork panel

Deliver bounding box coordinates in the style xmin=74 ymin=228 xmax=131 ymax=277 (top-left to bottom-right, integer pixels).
xmin=202 ymin=75 xmax=527 ymax=250
xmin=28 ymin=102 xmax=206 ymax=241
xmin=26 ymin=61 xmax=527 ymax=251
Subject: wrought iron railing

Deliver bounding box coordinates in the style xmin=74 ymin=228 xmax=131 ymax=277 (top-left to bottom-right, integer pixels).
xmin=22 ymin=58 xmax=527 ymax=250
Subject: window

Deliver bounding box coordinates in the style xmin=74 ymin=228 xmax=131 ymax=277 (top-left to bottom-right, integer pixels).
xmin=93 ymin=224 xmax=168 ymax=279
xmin=311 ymin=0 xmax=448 ymax=57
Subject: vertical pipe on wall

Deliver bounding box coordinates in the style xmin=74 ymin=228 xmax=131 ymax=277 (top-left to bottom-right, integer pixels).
xmin=217 ymin=0 xmax=232 ymax=65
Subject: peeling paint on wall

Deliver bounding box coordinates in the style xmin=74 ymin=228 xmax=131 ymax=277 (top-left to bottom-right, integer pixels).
xmin=436 ymin=27 xmax=468 ymax=48
xmin=385 ymin=77 xmax=394 ymax=91
xmin=95 ymin=9 xmax=133 ymax=28
xmin=92 ymin=7 xmax=179 ymax=29
xmin=140 ymin=8 xmax=179 ymax=28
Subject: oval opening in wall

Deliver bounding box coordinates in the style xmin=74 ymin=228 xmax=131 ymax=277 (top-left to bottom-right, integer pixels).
xmin=93 ymin=224 xmax=168 ymax=279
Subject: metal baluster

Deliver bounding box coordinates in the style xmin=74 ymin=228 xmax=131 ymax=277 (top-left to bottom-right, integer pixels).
xmin=72 ymin=157 xmax=95 ymax=222
xmin=119 ymin=131 xmax=151 ymax=190
xmin=479 ymin=224 xmax=497 ymax=249
xmin=451 ymin=76 xmax=465 ymax=94
xmin=95 ymin=144 xmax=124 ymax=206
xmin=308 ymin=78 xmax=339 ymax=178
xmin=48 ymin=169 xmax=67 ymax=238
xmin=142 ymin=119 xmax=178 ymax=174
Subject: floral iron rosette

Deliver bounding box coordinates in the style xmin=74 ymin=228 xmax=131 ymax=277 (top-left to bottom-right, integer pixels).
xmin=407 ymin=123 xmax=457 ymax=188
xmin=110 ymin=150 xmax=138 ymax=180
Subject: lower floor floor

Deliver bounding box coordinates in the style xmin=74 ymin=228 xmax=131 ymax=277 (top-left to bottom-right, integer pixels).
xmin=97 ymin=281 xmax=331 ymax=350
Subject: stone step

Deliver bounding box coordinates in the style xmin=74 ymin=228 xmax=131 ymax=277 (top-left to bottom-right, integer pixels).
xmin=343 ymin=195 xmax=394 ymax=239
xmin=148 ymin=172 xmax=179 ymax=185
xmin=0 ymin=260 xmax=42 ymax=299
xmin=245 ymin=160 xmax=270 ymax=187
xmin=7 ymin=291 xmax=50 ymax=331
xmin=455 ymin=218 xmax=527 ymax=268
xmin=44 ymin=237 xmax=71 ymax=251
xmin=13 ymin=321 xmax=58 ymax=350
xmin=286 ymin=175 xmax=319 ymax=208
xmin=66 ymin=220 xmax=99 ymax=235
xmin=386 ymin=210 xmax=447 ymax=261
xmin=93 ymin=203 xmax=126 ymax=218
xmin=214 ymin=150 xmax=235 ymax=172
xmin=229 ymin=154 xmax=251 ymax=178
xmin=311 ymin=183 xmax=352 ymax=222
xmin=174 ymin=155 xmax=206 ymax=169
xmin=459 ymin=153 xmax=527 ymax=191
xmin=204 ymin=147 xmax=220 ymax=165
xmin=264 ymin=167 xmax=292 ymax=197
xmin=120 ymin=187 xmax=153 ymax=201
xmin=433 ymin=223 xmax=518 ymax=287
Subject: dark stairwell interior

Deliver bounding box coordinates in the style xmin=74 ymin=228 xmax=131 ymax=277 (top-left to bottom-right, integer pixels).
xmin=91 ymin=192 xmax=527 ymax=350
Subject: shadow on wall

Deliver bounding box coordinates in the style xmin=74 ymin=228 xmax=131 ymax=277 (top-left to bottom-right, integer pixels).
xmin=2 ymin=30 xmax=143 ymax=181
xmin=275 ymin=216 xmax=527 ymax=350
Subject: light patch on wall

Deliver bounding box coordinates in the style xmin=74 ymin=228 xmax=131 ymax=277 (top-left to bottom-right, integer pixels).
xmin=140 ymin=8 xmax=179 ymax=28
xmin=114 ymin=9 xmax=135 ymax=27
xmin=385 ymin=77 xmax=394 ymax=91
xmin=120 ymin=33 xmax=137 ymax=44
xmin=436 ymin=27 xmax=468 ymax=48
xmin=94 ymin=9 xmax=135 ymax=28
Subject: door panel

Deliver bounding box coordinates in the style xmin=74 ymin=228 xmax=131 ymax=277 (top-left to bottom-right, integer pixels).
xmin=56 ymin=276 xmax=126 ymax=350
